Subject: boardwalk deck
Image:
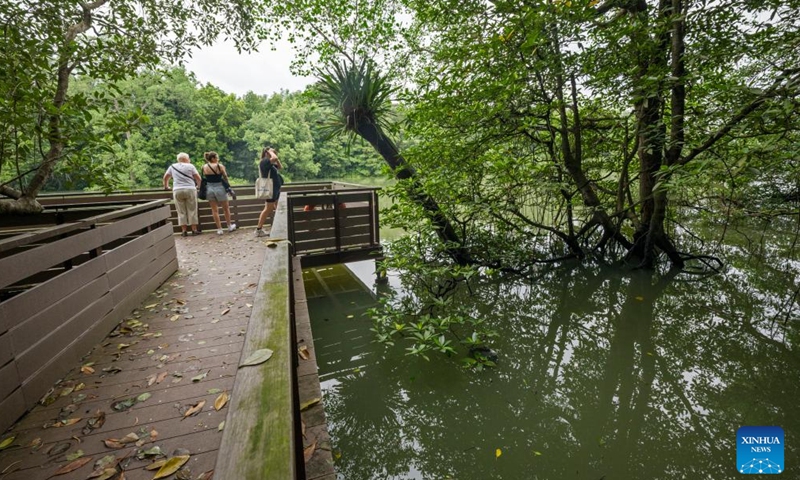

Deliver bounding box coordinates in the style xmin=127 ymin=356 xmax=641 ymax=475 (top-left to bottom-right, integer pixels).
xmin=0 ymin=228 xmax=267 ymax=479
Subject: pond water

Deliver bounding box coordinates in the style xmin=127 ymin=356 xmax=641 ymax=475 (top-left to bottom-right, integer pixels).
xmin=304 ymin=229 xmax=800 ymax=479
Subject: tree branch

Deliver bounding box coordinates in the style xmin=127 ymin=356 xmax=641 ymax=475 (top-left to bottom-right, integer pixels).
xmin=679 ymin=70 xmax=800 ymax=166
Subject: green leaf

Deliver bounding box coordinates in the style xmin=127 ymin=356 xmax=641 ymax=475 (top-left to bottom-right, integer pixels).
xmin=153 ymin=455 xmax=190 ymax=479
xmin=239 ymin=348 xmax=274 ymax=367
xmin=0 ymin=436 xmax=15 ymax=450
xmin=137 ymin=392 xmax=152 ymax=403
xmin=65 ymin=449 xmax=84 ymax=461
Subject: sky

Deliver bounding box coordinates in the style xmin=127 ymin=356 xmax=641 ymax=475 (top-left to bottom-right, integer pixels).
xmin=183 ymin=39 xmax=314 ymax=97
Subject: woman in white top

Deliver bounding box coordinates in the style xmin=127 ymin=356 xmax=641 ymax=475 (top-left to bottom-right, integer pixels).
xmin=163 ymin=152 xmax=202 ymax=236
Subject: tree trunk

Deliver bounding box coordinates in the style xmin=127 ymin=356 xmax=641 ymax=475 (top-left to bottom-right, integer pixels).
xmin=626 ymin=0 xmax=684 ymax=268
xmin=354 ymin=119 xmax=470 ymax=265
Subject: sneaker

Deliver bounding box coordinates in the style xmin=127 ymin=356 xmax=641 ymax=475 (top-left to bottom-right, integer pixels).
xmin=191 ymin=230 xmax=201 ymax=236
xmin=255 ymin=229 xmax=268 ymax=237
xmin=181 ymin=231 xmax=188 ymax=237
xmin=217 ymin=229 xmax=224 ymax=235
xmin=228 ymin=223 xmax=237 ymax=232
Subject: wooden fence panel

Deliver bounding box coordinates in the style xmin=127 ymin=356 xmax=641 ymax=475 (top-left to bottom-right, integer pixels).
xmin=0 ymin=200 xmax=178 ymax=433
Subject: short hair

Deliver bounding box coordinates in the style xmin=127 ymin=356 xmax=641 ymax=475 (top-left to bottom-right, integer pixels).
xmin=177 ymin=152 xmax=189 ymax=162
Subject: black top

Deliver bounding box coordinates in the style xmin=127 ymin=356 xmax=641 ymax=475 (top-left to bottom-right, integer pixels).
xmin=259 ymin=158 xmax=283 ymax=187
xmin=205 ymin=163 xmax=223 ymax=183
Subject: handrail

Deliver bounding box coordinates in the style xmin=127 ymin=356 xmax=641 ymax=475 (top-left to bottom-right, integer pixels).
xmin=0 ymin=199 xmax=170 ymax=254
xmin=35 ymin=181 xmax=344 ymax=200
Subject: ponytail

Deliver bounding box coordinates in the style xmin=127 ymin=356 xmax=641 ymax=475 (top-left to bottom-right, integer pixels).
xmin=204 ymin=151 xmax=218 ymax=162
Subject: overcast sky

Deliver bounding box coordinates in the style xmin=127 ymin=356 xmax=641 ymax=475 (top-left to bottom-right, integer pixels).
xmin=183 ymin=40 xmax=314 ymax=97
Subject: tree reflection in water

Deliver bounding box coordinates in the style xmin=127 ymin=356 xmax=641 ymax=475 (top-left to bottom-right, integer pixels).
xmin=308 ymin=257 xmax=799 ymax=479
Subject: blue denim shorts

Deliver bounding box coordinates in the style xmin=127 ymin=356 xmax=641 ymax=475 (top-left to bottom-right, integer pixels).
xmin=206 ymin=182 xmax=228 ymax=202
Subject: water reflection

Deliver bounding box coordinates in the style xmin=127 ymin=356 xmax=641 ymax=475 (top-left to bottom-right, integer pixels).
xmin=307 ymin=262 xmax=799 ymax=479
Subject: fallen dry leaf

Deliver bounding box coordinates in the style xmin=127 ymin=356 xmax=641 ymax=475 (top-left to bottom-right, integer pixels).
xmin=53 ymin=456 xmax=93 ymax=475
xmin=221 ymin=308 xmax=230 ymax=316
xmin=214 ymin=392 xmax=229 ymax=411
xmin=197 ymin=470 xmax=214 ymax=480
xmin=298 ymin=345 xmax=310 ymax=360
xmin=153 ymin=455 xmax=190 ymax=479
xmin=81 ymin=365 xmax=95 ymax=375
xmin=183 ymin=400 xmax=205 ymax=418
xmin=303 ymin=441 xmax=316 ymax=462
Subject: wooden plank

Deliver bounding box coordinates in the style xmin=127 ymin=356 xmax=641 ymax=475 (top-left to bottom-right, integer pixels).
xmin=0 ymin=200 xmax=168 ymax=255
xmin=334 ymin=192 xmax=373 ymax=203
xmin=292 ymin=228 xmax=336 ymax=243
xmin=109 ymin=245 xmax=175 ymax=305
xmin=340 ymin=224 xmax=373 ymax=237
xmin=0 ymin=222 xmax=87 ymax=255
xmin=0 ymin=360 xmax=20 ymax=402
xmin=0 ymin=228 xmax=100 ymax=289
xmin=289 ymin=195 xmax=337 ymax=208
xmin=106 ymin=239 xmax=157 ymax=288
xmin=340 ymin=234 xmax=373 ymax=248
xmin=13 ymin=275 xmax=111 ymax=378
xmin=0 ymin=203 xmax=167 ymax=289
xmin=20 ymin=293 xmax=115 ymax=407
xmin=292 ymin=217 xmax=336 ymax=232
xmin=0 ymin=387 xmax=25 ymax=434
xmin=215 ymin=197 xmax=295 ymax=480
xmin=291 ymin=209 xmax=336 ymax=222
xmin=0 ymin=253 xmax=107 ymax=331
xmin=0 ymin=332 xmax=12 ymax=366
xmin=295 ymin=238 xmax=337 ymax=253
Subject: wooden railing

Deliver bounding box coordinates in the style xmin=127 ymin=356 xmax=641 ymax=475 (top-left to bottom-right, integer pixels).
xmin=0 ymin=182 xmax=347 ymax=236
xmin=0 ymin=200 xmax=177 ymax=433
xmin=288 ymin=187 xmax=382 ymax=268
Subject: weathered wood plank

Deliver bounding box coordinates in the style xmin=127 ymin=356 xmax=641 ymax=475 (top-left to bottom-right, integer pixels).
xmin=295 ymin=238 xmax=337 ymax=253
xmin=0 ymin=254 xmax=107 ymax=332
xmin=215 ymin=197 xmax=295 ymax=480
xmin=339 ymin=224 xmax=373 ymax=237
xmin=13 ymin=276 xmax=111 ymax=379
xmin=0 ymin=228 xmax=101 ymax=290
xmin=0 ymin=332 xmax=12 ymax=366
xmin=0 ymin=360 xmax=20 ymax=402
xmin=0 ymin=388 xmax=25 ymax=433
xmin=20 ymin=292 xmax=115 ymax=407
xmin=292 ymin=218 xmax=336 ymax=232
xmin=292 ymin=228 xmax=336 ymax=243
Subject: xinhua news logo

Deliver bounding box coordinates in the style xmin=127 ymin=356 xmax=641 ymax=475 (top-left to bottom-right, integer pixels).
xmin=737 ymin=426 xmax=784 ymax=474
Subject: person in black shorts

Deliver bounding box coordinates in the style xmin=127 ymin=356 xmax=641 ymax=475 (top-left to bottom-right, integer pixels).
xmin=254 ymin=147 xmax=284 ymax=237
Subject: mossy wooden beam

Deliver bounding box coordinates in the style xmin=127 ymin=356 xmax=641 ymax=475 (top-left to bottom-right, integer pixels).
xmin=215 ymin=197 xmax=295 ymax=479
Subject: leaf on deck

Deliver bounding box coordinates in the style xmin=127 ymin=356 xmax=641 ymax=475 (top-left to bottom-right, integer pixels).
xmin=53 ymin=456 xmax=93 ymax=475
xmin=152 ymin=455 xmax=190 ymax=479
xmin=239 ymin=348 xmax=273 ymax=367
xmin=214 ymin=392 xmax=229 ymax=411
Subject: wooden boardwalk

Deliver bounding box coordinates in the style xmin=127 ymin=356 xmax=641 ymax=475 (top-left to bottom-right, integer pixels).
xmin=0 ymin=228 xmax=267 ymax=479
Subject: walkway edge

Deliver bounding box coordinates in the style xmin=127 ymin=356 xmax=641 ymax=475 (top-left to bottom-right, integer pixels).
xmin=215 ymin=197 xmax=296 ymax=479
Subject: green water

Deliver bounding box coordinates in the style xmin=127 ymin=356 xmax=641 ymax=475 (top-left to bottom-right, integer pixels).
xmin=305 ymin=242 xmax=799 ymax=479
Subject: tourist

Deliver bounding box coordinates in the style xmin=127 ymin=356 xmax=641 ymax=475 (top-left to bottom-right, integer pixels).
xmin=254 ymin=147 xmax=284 ymax=237
xmin=202 ymin=151 xmax=237 ymax=235
xmin=163 ymin=152 xmax=201 ymax=236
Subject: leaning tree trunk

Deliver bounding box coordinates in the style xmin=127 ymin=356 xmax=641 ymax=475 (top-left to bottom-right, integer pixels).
xmin=353 ymin=119 xmax=470 ymax=265
xmin=0 ymin=2 xmax=102 ymax=215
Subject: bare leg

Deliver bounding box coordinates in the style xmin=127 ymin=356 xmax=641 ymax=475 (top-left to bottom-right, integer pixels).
xmin=257 ymin=203 xmax=270 ymax=229
xmin=221 ymin=201 xmax=232 ymax=227
xmin=209 ymin=200 xmax=221 ymax=230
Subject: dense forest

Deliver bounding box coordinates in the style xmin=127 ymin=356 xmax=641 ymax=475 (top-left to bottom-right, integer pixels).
xmin=4 ymin=67 xmax=386 ymax=192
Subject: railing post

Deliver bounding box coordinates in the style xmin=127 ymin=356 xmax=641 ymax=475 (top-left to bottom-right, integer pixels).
xmin=333 ymin=192 xmax=342 ymax=253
